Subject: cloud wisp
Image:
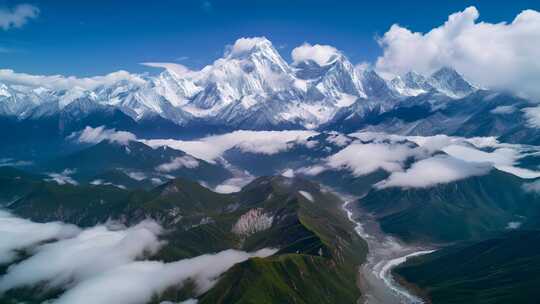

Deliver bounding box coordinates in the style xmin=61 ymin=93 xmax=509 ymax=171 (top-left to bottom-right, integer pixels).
xmin=0 ymin=69 xmax=145 ymax=91
xmin=156 ymin=156 xmax=200 ymax=173
xmin=0 ymin=4 xmax=39 ymax=30
xmin=69 ymin=125 xmax=137 ymax=145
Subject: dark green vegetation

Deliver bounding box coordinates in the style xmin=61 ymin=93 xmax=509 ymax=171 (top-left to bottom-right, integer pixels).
xmin=360 ymin=169 xmax=540 ymax=243
xmin=0 ymin=168 xmax=367 ymax=303
xmin=44 ymin=140 xmax=232 ymax=188
xmin=394 ymin=230 xmax=540 ymax=304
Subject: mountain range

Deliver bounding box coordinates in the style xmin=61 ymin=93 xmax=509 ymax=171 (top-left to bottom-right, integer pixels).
xmin=0 ymin=38 xmax=478 ymax=133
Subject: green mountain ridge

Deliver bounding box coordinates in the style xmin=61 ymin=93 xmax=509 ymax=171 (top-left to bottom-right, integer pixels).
xmin=1 ymin=169 xmax=367 ymax=304
xmin=394 ymin=230 xmax=540 ymax=304
xmin=359 ymin=169 xmax=540 ymax=243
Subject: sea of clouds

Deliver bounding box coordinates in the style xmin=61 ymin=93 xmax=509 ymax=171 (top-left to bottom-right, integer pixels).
xmin=0 ymin=211 xmax=276 ymax=304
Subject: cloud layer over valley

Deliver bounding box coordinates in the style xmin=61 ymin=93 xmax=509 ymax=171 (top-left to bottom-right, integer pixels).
xmin=0 ymin=212 xmax=276 ymax=304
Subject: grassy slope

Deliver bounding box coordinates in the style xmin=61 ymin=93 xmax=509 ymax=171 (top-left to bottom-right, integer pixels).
xmin=394 ymin=231 xmax=540 ymax=304
xmin=2 ymin=172 xmax=367 ymax=304
xmin=199 ymin=177 xmax=367 ymax=304
xmin=360 ymin=170 xmax=536 ymax=243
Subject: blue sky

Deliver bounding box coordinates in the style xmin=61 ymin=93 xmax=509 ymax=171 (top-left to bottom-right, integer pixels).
xmin=0 ymin=0 xmax=538 ymax=76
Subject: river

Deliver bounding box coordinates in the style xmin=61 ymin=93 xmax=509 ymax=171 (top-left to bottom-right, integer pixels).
xmin=342 ymin=200 xmax=435 ymax=304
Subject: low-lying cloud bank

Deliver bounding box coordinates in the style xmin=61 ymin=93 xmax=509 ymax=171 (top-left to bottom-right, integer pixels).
xmin=326 ymin=142 xmax=420 ymax=177
xmin=52 ymin=248 xmax=276 ymax=304
xmin=0 ymin=220 xmax=163 ymax=292
xmin=376 ymin=155 xmax=491 ymax=189
xmin=296 ymin=131 xmax=540 ymax=189
xmin=0 ymin=210 xmax=80 ymax=264
xmin=0 ymin=212 xmax=276 ymax=304
xmin=143 ymin=130 xmax=318 ymax=163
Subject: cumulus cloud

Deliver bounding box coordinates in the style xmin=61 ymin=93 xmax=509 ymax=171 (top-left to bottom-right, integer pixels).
xmin=326 ymin=142 xmax=419 ymax=176
xmin=143 ymin=130 xmax=318 ymax=163
xmin=0 ymin=4 xmax=39 ymax=30
xmin=375 ymin=6 xmax=540 ymax=99
xmin=140 ymin=62 xmax=192 ymax=77
xmin=0 ymin=210 xmax=80 ymax=264
xmin=376 ymin=155 xmax=491 ymax=189
xmin=0 ymin=220 xmax=163 ymax=292
xmin=70 ymin=125 xmax=137 ymax=145
xmin=0 ymin=69 xmax=145 ymax=91
xmin=291 ymin=43 xmax=340 ymax=66
xmin=156 ymin=156 xmax=199 ymax=173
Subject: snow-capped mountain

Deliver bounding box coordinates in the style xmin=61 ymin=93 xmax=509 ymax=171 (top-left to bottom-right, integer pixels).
xmin=0 ymin=37 xmax=478 ymax=130
xmin=389 ymin=68 xmax=476 ymax=98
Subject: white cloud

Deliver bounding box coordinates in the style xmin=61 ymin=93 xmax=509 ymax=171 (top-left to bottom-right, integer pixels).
xmin=0 ymin=4 xmax=39 ymax=30
xmin=375 ymin=6 xmax=540 ymax=99
xmin=0 ymin=158 xmax=32 ymax=167
xmin=523 ymin=106 xmax=540 ymax=128
xmin=125 ymin=171 xmax=147 ymax=181
xmin=0 ymin=210 xmax=80 ymax=264
xmin=296 ymin=165 xmax=327 ymax=176
xmin=0 ymin=212 xmax=276 ymax=304
xmin=523 ymin=180 xmax=540 ymax=193
xmin=140 ymin=62 xmax=192 ymax=77
xmin=376 ymin=155 xmax=491 ymax=189
xmin=442 ymin=144 xmax=540 ymax=179
xmin=46 ymin=168 xmax=78 ymax=185
xmin=143 ymin=130 xmax=318 ymax=163
xmin=0 ymin=220 xmax=163 ymax=293
xmin=214 ymin=176 xmax=253 ymax=194
xmin=0 ymin=69 xmax=145 ymax=91
xmin=490 ymin=105 xmax=516 ymax=114
xmin=50 ymin=248 xmax=276 ymax=304
xmin=326 ymin=142 xmax=419 ymax=176
xmin=291 ymin=43 xmax=340 ymax=66
xmin=227 ymin=37 xmax=272 ymax=57
xmin=156 ymin=156 xmax=199 ymax=173
xmin=70 ymin=125 xmax=136 ymax=145
xmin=281 ymin=168 xmax=295 ymax=178
xmin=298 ymin=191 xmax=314 ymax=202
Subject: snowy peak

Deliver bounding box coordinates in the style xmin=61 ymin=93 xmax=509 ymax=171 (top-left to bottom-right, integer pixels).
xmin=428 ymin=67 xmax=475 ymax=98
xmin=389 ymin=67 xmax=476 ymax=98
xmin=294 ymin=53 xmax=367 ymax=100
xmin=188 ymin=37 xmax=297 ymax=112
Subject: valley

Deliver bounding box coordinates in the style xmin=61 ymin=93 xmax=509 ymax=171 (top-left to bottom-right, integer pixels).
xmin=2 ymin=11 xmax=540 ymax=302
